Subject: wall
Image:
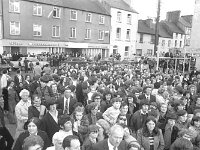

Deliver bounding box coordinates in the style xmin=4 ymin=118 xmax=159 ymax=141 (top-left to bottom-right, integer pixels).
xmin=110 ymin=7 xmax=138 ymax=60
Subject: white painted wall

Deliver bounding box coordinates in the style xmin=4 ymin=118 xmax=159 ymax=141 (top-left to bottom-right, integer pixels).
xmin=109 ymin=7 xmax=138 ymax=60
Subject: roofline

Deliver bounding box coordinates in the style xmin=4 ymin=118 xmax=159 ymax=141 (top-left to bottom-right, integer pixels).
xmin=22 ymin=0 xmax=111 ymax=16
xmin=110 ymin=6 xmax=139 ymax=14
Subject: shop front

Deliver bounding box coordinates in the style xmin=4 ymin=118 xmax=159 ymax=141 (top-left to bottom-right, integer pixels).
xmin=0 ymin=39 xmax=110 ymax=59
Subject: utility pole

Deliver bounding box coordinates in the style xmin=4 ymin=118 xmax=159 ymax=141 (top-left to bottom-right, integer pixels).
xmin=155 ymin=0 xmax=161 ymax=70
xmin=154 ymin=0 xmax=161 ymax=56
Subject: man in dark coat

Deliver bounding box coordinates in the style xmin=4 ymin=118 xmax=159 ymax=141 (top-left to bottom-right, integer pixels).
xmin=138 ymin=86 xmax=156 ymax=103
xmin=57 ymin=87 xmax=77 ymax=115
xmin=130 ymin=100 xmax=149 ymax=136
xmin=0 ymin=95 xmax=14 ymax=150
xmin=92 ymin=124 xmax=128 ymax=150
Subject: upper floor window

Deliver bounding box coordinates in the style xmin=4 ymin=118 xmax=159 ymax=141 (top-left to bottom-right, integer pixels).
xmin=70 ymin=27 xmax=76 ymax=38
xmin=33 ymin=24 xmax=42 ymax=36
xmin=85 ymin=13 xmax=92 ymax=22
xmin=180 ymin=41 xmax=182 ymax=47
xmin=33 ymin=4 xmax=42 ymax=16
xmin=9 ymin=0 xmax=20 ymax=13
xmin=126 ymin=29 xmax=131 ymax=40
xmin=85 ymin=28 xmax=91 ymax=39
xmin=161 ymin=40 xmax=165 ymax=46
xmin=151 ymin=35 xmax=155 ymax=44
xmin=168 ymin=40 xmax=171 ymax=47
xmin=10 ymin=21 xmax=20 ymax=35
xmin=176 ymin=33 xmax=178 ymax=38
xmin=117 ymin=11 xmax=122 ymax=23
xmin=53 ymin=7 xmax=61 ymax=18
xmin=52 ymin=25 xmax=60 ymax=37
xmin=99 ymin=15 xmax=105 ymax=24
xmin=98 ymin=30 xmax=104 ymax=40
xmin=116 ymin=28 xmax=121 ymax=40
xmin=127 ymin=14 xmax=132 ymax=24
xmin=175 ymin=40 xmax=177 ymax=47
xmin=139 ymin=33 xmax=143 ymax=43
xmin=70 ymin=10 xmax=77 ymax=20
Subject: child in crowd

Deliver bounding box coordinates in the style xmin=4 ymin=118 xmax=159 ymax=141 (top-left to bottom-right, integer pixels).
xmin=102 ymin=97 xmax=121 ymax=125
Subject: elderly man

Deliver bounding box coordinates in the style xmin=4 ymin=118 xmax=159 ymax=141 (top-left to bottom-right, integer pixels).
xmin=92 ymin=124 xmax=128 ymax=150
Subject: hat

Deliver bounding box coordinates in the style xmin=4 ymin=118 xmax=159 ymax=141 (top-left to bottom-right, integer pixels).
xmin=46 ymin=97 xmax=57 ymax=109
xmin=176 ymin=110 xmax=187 ymax=116
xmin=40 ymin=75 xmax=49 ymax=83
xmin=88 ymin=125 xmax=99 ymax=134
xmin=166 ymin=112 xmax=177 ymax=120
xmin=96 ymin=119 xmax=110 ymax=133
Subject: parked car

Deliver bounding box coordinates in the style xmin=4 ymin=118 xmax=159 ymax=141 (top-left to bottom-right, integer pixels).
xmin=10 ymin=57 xmax=49 ymax=70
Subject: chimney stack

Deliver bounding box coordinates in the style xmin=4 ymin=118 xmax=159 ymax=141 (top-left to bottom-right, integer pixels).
xmin=145 ymin=19 xmax=154 ymax=28
xmin=166 ymin=10 xmax=181 ymax=23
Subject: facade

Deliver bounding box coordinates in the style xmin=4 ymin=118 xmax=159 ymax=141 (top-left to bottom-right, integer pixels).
xmin=190 ymin=0 xmax=200 ymax=53
xmin=136 ymin=19 xmax=172 ymax=56
xmin=178 ymin=15 xmax=193 ymax=52
xmin=0 ymin=0 xmax=111 ymax=58
xmin=98 ymin=0 xmax=138 ymax=60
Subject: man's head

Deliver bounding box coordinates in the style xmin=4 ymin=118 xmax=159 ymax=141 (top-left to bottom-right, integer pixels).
xmin=108 ymin=124 xmax=124 ymax=147
xmin=64 ymin=87 xmax=71 ymax=99
xmin=62 ymin=135 xmax=80 ymax=150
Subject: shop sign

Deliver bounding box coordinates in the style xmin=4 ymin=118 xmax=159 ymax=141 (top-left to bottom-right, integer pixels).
xmin=9 ymin=42 xmax=23 ymax=46
xmin=28 ymin=43 xmax=60 ymax=47
xmin=88 ymin=45 xmax=109 ymax=49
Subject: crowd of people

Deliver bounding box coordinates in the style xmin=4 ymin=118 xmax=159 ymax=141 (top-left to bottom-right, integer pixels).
xmin=0 ymin=58 xmax=200 ymax=150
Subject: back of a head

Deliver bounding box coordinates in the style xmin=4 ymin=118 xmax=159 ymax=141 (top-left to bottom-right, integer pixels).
xmin=22 ymin=135 xmax=44 ymax=150
xmin=109 ymin=124 xmax=124 ymax=136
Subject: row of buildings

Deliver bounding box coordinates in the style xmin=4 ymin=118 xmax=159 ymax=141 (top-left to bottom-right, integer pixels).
xmin=0 ymin=0 xmax=194 ymax=60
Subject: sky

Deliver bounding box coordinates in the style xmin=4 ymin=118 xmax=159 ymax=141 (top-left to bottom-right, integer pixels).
xmin=132 ymin=0 xmax=196 ymax=20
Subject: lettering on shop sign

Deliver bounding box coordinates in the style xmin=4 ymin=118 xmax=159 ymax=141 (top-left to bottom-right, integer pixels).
xmin=29 ymin=43 xmax=59 ymax=47
xmin=88 ymin=46 xmax=108 ymax=49
xmin=9 ymin=42 xmax=23 ymax=46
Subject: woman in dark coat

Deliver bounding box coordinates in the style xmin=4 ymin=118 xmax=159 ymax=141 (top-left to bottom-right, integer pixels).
xmin=13 ymin=117 xmax=51 ymax=150
xmin=86 ymin=102 xmax=103 ymax=125
xmin=28 ymin=94 xmax=46 ymax=120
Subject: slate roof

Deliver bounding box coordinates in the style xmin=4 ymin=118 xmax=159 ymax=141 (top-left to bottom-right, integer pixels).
xmin=180 ymin=15 xmax=193 ymax=28
xmin=102 ymin=0 xmax=138 ymax=13
xmin=138 ymin=20 xmax=172 ymax=38
xmin=23 ymin=0 xmax=110 ymax=15
xmin=138 ymin=20 xmax=155 ymax=35
xmin=162 ymin=21 xmax=185 ymax=34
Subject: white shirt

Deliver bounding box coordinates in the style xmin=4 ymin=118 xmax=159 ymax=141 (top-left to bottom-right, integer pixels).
xmin=64 ymin=96 xmax=70 ymax=114
xmin=1 ymin=74 xmax=7 ymax=88
xmin=108 ymin=139 xmax=118 ymax=150
xmin=17 ymin=74 xmax=22 ymax=83
xmin=49 ymin=110 xmax=58 ymax=123
xmin=15 ymin=100 xmax=32 ymax=121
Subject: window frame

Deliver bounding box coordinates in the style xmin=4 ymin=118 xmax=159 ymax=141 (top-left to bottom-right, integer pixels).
xmin=98 ymin=30 xmax=104 ymax=40
xmin=85 ymin=28 xmax=91 ymax=39
xmin=70 ymin=27 xmax=76 ymax=38
xmin=126 ymin=29 xmax=131 ymax=40
xmin=116 ymin=28 xmax=121 ymax=40
xmin=10 ymin=21 xmax=20 ymax=35
xmin=33 ymin=4 xmax=42 ymax=16
xmin=139 ymin=33 xmax=143 ymax=43
xmin=33 ymin=24 xmax=42 ymax=36
xmin=85 ymin=13 xmax=92 ymax=22
xmin=52 ymin=7 xmax=61 ymax=18
xmin=124 ymin=46 xmax=129 ymax=57
xmin=9 ymin=0 xmax=20 ymax=13
xmin=70 ymin=10 xmax=77 ymax=20
xmin=127 ymin=14 xmax=132 ymax=24
xmin=99 ymin=15 xmax=105 ymax=24
xmin=117 ymin=11 xmax=122 ymax=23
xmin=52 ymin=25 xmax=60 ymax=37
